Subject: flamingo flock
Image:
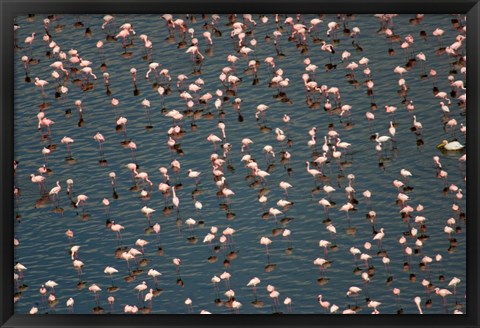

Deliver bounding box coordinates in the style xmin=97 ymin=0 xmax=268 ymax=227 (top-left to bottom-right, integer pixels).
xmin=13 ymin=13 xmax=466 ymax=315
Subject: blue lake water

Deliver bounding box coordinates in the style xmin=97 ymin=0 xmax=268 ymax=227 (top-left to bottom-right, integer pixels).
xmin=13 ymin=14 xmax=466 ymax=314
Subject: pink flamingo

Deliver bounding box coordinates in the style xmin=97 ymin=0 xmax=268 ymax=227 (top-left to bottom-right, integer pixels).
xmin=61 ymin=136 xmax=74 ymax=157
xmin=49 ymin=181 xmax=61 ymax=206
xmin=135 ymin=172 xmax=153 ymax=188
xmin=34 ymin=77 xmax=49 ymax=99
xmin=110 ymin=221 xmax=125 ymax=241
xmin=172 ymin=186 xmax=180 ymax=214
xmin=260 ymin=237 xmax=272 ymax=262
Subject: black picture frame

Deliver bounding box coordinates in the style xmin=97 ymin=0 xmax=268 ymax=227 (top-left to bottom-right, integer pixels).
xmin=1 ymin=1 xmax=479 ymax=328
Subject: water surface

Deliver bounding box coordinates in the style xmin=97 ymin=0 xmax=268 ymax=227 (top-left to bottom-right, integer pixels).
xmin=13 ymin=13 xmax=466 ymax=314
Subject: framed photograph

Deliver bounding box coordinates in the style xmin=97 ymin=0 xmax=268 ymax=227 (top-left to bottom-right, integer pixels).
xmin=1 ymin=1 xmax=479 ymax=328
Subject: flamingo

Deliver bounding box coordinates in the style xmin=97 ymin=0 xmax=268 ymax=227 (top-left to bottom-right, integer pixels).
xmin=448 ymin=277 xmax=461 ymax=303
xmin=373 ymin=228 xmax=385 ymax=248
xmin=144 ymin=288 xmax=154 ymax=308
xmin=317 ymin=294 xmax=330 ymax=312
xmin=435 ymin=287 xmax=453 ymax=309
xmin=367 ymin=300 xmax=382 ymax=312
xmin=400 ymin=169 xmax=412 ymax=184
xmin=134 ymin=281 xmax=148 ymax=299
xmin=45 ymin=280 xmax=58 ymax=294
xmin=110 ymin=221 xmax=125 ymax=240
xmin=35 ymin=77 xmax=49 ymax=98
xmin=61 ymin=136 xmax=75 ymax=156
xmin=247 ymin=277 xmax=261 ymax=300
xmin=148 ymin=268 xmax=162 ymax=287
xmin=260 ymin=237 xmax=272 ymax=260
xmin=172 ymin=186 xmax=180 ymax=213
xmin=173 ymin=258 xmax=181 ymax=275
xmin=88 ymin=283 xmax=102 ymax=307
xmin=187 ymin=169 xmax=201 ymax=185
xmin=319 ymin=240 xmax=331 ymax=257
xmin=66 ymin=298 xmax=74 ymax=312
xmin=104 ymin=266 xmax=119 ymax=286
xmin=346 ymin=286 xmax=362 ymax=307
xmin=141 ymin=206 xmax=155 ymax=224
xmin=268 ymin=207 xmax=283 ymax=223
xmin=49 ymin=181 xmax=61 ymax=205
xmin=255 ymin=104 xmax=269 ymax=121
xmin=221 ymin=187 xmax=235 ymax=203
xmin=375 ymin=133 xmax=391 ymax=145
xmin=437 ymin=140 xmax=464 ymax=150
xmin=30 ymin=174 xmax=46 ymax=192
xmin=75 ymin=194 xmax=88 ymax=211
xmin=135 ymin=172 xmax=153 ymax=187
xmin=339 ymin=202 xmax=354 ymax=222
xmin=135 ymin=239 xmax=149 ymax=254
xmin=306 ymin=161 xmax=321 ymax=179
xmin=279 ymin=181 xmax=292 ymax=197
